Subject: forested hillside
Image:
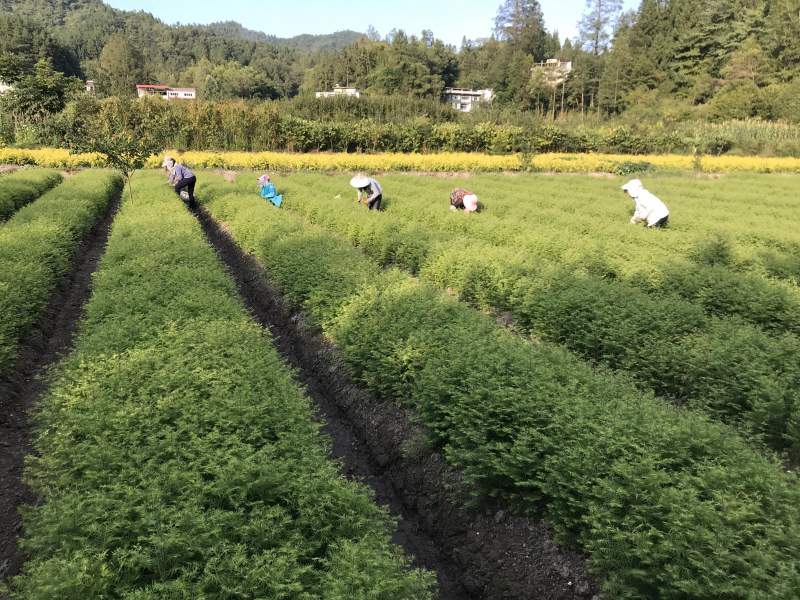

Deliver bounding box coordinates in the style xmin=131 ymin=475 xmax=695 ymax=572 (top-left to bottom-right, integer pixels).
xmin=0 ymin=0 xmax=361 ymax=99
xmin=1 ymin=0 xmax=799 ymax=153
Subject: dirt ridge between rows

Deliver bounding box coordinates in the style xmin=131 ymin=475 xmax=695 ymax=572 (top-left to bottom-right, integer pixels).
xmin=0 ymin=189 xmax=123 ymax=587
xmin=193 ymin=203 xmax=599 ymax=600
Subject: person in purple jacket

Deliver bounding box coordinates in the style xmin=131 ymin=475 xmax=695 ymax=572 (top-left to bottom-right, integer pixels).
xmin=162 ymin=156 xmax=197 ymax=208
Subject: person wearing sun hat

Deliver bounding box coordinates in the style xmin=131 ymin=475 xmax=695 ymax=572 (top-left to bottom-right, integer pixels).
xmin=349 ymin=174 xmax=383 ymax=210
xmin=257 ymin=173 xmax=283 ymax=207
xmin=622 ymin=179 xmax=669 ymax=228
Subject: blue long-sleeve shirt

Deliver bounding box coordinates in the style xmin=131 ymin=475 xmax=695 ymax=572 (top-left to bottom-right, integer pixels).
xmin=168 ymin=164 xmax=195 ymax=185
xmin=260 ymin=182 xmax=277 ymax=199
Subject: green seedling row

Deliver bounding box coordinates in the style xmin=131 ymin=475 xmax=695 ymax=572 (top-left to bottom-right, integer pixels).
xmin=210 ymin=174 xmax=800 ymax=458
xmin=200 ymin=188 xmax=800 ymax=599
xmin=9 ymin=172 xmax=434 ymax=599
xmin=0 ymin=169 xmax=63 ymax=223
xmin=0 ymin=170 xmax=121 ymax=376
xmin=313 ymin=173 xmax=800 ymax=323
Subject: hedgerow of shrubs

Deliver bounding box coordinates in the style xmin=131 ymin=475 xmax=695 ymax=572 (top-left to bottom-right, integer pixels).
xmin=0 ymin=170 xmax=120 ymax=377
xmin=0 ymin=169 xmax=62 ymax=222
xmin=201 ymin=188 xmax=800 ymax=599
xmin=38 ymin=96 xmax=800 ymax=156
xmin=9 ymin=173 xmax=434 ymax=599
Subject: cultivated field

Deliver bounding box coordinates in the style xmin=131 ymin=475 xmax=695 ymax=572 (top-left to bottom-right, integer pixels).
xmin=1 ymin=167 xmax=799 ymax=599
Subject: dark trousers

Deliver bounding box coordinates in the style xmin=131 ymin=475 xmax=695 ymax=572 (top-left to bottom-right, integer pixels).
xmin=175 ymin=176 xmax=197 ymax=203
xmin=367 ymin=194 xmax=382 ymax=210
xmin=649 ymin=215 xmax=669 ymax=228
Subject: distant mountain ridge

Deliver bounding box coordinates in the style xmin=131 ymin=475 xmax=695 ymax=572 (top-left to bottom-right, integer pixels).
xmin=1 ymin=0 xmax=364 ymax=52
xmin=204 ymin=21 xmax=364 ymax=52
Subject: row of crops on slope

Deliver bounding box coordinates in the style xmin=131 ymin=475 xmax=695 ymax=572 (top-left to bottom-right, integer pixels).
xmin=0 ymin=171 xmax=121 ymax=377
xmin=274 ymin=173 xmax=800 ymax=325
xmin=0 ymin=169 xmax=63 ymax=223
xmin=206 ymin=173 xmax=800 ymax=459
xmin=199 ymin=184 xmax=800 ymax=599
xmin=369 ymin=174 xmax=800 ymax=286
xmin=7 ymin=172 xmax=434 ymax=599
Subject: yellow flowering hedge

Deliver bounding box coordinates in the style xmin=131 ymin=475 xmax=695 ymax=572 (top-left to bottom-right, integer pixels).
xmin=3 ymin=147 xmax=800 ymax=174
xmin=700 ymin=155 xmax=800 ymax=173
xmin=0 ymin=148 xmax=107 ymax=168
xmin=143 ymin=151 xmax=524 ymax=172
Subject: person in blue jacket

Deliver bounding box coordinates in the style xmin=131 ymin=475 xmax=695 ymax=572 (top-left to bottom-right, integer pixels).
xmin=258 ymin=174 xmax=283 ymax=207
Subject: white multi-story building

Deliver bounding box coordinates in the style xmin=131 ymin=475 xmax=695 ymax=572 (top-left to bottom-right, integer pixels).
xmin=532 ymin=59 xmax=573 ymax=87
xmin=315 ymin=85 xmax=361 ymax=99
xmin=136 ymin=84 xmax=196 ymax=100
xmin=443 ymin=88 xmax=494 ymax=112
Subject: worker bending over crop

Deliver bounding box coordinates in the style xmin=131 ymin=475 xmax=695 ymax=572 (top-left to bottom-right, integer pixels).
xmin=622 ymin=179 xmax=669 ymax=228
xmin=163 ymin=156 xmax=198 ymax=209
xmin=258 ymin=173 xmax=283 ymax=207
xmin=450 ymin=187 xmax=479 ymax=213
xmin=350 ymin=174 xmax=383 ymax=210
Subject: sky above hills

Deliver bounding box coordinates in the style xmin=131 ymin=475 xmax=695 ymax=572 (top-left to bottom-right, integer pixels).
xmin=106 ymin=0 xmax=639 ymax=46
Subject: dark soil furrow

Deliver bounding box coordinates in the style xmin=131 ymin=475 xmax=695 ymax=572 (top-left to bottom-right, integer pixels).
xmin=193 ymin=203 xmax=598 ymax=600
xmin=0 ymin=190 xmax=123 ymax=585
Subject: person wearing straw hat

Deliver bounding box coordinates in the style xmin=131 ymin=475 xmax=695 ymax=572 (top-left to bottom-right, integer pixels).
xmin=350 ymin=174 xmax=383 ymax=210
xmin=162 ymin=155 xmax=198 ymax=209
xmin=257 ymin=173 xmax=283 ymax=207
xmin=621 ymin=179 xmax=669 ymax=228
xmin=450 ymin=187 xmax=479 ymax=213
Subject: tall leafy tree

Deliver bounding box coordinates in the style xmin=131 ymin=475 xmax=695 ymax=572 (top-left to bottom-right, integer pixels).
xmin=764 ymin=0 xmax=800 ymax=78
xmin=721 ymin=36 xmax=772 ymax=85
xmin=66 ymin=96 xmax=169 ymax=200
xmin=494 ymin=0 xmax=550 ymax=60
xmin=578 ymin=0 xmax=623 ymax=55
xmin=1 ymin=58 xmax=81 ymax=119
xmin=96 ymin=32 xmax=144 ymax=97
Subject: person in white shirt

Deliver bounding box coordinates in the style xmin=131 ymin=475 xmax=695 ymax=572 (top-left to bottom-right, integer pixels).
xmin=622 ymin=179 xmax=669 ymax=228
xmin=350 ymin=174 xmax=383 ymax=210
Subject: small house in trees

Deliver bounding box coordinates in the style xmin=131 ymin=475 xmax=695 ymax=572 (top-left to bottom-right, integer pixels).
xmin=443 ymin=88 xmax=494 ymax=112
xmin=315 ymin=85 xmax=361 ymax=98
xmin=0 ymin=80 xmax=14 ymax=95
xmin=136 ymin=84 xmax=196 ymax=100
xmin=85 ymin=80 xmax=95 ymax=93
xmin=531 ymin=59 xmax=573 ymax=87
